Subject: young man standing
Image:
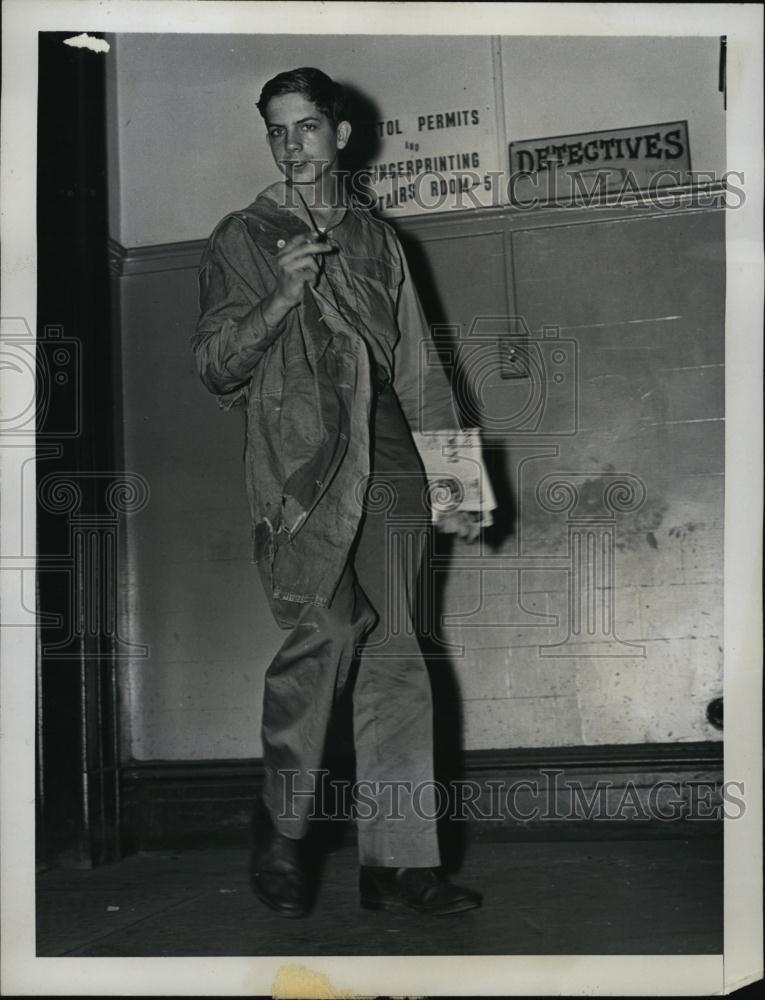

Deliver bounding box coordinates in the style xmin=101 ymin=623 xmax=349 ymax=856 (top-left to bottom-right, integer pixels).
xmin=192 ymin=68 xmax=481 ymax=918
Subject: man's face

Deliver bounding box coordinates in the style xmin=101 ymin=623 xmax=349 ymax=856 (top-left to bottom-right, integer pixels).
xmin=264 ymin=92 xmax=350 ymax=190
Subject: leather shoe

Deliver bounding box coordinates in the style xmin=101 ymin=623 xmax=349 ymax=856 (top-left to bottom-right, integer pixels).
xmin=249 ymin=798 xmax=309 ymax=918
xmin=359 ymin=866 xmax=482 ymax=916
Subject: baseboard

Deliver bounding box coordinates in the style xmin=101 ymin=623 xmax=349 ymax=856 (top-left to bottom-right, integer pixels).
xmin=120 ymin=741 xmax=724 ymax=853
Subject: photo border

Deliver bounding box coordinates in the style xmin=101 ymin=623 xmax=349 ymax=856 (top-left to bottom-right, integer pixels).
xmin=1 ymin=2 xmax=762 ymax=995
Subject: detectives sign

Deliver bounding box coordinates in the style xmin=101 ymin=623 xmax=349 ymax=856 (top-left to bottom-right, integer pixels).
xmin=509 ymin=120 xmax=691 ymax=205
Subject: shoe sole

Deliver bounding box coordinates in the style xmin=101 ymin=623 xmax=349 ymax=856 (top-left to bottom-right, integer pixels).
xmin=250 ymin=876 xmax=309 ymax=919
xmin=360 ymin=895 xmax=481 ymax=916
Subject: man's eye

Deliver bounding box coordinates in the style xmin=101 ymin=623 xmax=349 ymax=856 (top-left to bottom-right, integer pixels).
xmin=302 ymin=123 xmax=316 ymax=132
xmin=268 ymin=129 xmax=284 ymax=139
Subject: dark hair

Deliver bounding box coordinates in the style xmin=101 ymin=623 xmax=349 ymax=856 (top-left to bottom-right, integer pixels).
xmin=256 ymin=67 xmax=348 ymax=125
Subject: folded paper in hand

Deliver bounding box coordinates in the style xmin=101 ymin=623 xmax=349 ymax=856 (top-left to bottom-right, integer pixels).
xmin=412 ymin=428 xmax=497 ymax=527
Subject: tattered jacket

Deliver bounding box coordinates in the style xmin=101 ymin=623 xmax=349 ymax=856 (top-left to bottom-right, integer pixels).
xmin=191 ymin=184 xmax=457 ymax=607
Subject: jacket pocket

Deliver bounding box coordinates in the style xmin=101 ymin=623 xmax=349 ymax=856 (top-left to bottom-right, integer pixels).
xmin=278 ymin=369 xmax=325 ymax=473
xmin=343 ymin=254 xmax=400 ymax=289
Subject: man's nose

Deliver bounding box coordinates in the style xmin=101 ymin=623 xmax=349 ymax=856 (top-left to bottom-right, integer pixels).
xmin=285 ymin=130 xmax=302 ymax=151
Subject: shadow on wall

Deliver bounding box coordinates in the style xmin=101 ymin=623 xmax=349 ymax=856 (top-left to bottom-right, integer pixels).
xmin=340 ymin=82 xmax=383 ymax=207
xmin=342 ymin=83 xmax=518 ymax=550
xmin=330 ymin=83 xmax=517 ymax=869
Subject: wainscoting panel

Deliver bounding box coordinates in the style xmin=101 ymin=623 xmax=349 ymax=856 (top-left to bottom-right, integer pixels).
xmin=121 ymin=741 xmax=724 ymax=851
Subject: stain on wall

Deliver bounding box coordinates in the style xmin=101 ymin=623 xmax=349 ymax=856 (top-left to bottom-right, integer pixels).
xmin=434 ymin=208 xmax=724 ymax=749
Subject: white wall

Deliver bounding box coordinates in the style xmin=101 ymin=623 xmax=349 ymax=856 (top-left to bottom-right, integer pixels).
xmin=501 ymin=35 xmax=725 ymax=171
xmin=107 ymin=33 xmax=725 ymax=247
xmin=107 ymin=33 xmax=500 ymax=245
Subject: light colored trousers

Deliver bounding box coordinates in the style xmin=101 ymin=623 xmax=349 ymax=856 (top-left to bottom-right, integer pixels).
xmin=259 ymin=381 xmax=441 ymax=868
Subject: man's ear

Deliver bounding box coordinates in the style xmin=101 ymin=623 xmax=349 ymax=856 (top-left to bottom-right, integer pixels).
xmin=336 ymin=120 xmax=351 ymax=150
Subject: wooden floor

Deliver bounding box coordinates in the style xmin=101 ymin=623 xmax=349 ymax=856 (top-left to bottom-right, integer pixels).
xmin=36 ymin=836 xmax=723 ymax=956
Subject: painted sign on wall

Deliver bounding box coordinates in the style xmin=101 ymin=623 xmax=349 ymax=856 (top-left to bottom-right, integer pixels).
xmin=508 ymin=121 xmax=691 ymax=205
xmin=356 ymin=106 xmax=498 ymax=217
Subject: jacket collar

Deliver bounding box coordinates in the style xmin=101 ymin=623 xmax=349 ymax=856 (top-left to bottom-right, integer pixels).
xmin=256 ymin=180 xmax=350 ymax=232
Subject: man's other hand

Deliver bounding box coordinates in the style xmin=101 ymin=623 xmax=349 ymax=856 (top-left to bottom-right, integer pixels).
xmin=434 ymin=510 xmax=482 ymax=543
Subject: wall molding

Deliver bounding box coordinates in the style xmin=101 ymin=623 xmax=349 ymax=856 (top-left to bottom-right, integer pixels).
xmin=120 ymin=741 xmax=724 ymax=853
xmin=108 ymin=185 xmax=726 ymax=278
xmin=109 ymin=236 xmax=207 ymax=277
